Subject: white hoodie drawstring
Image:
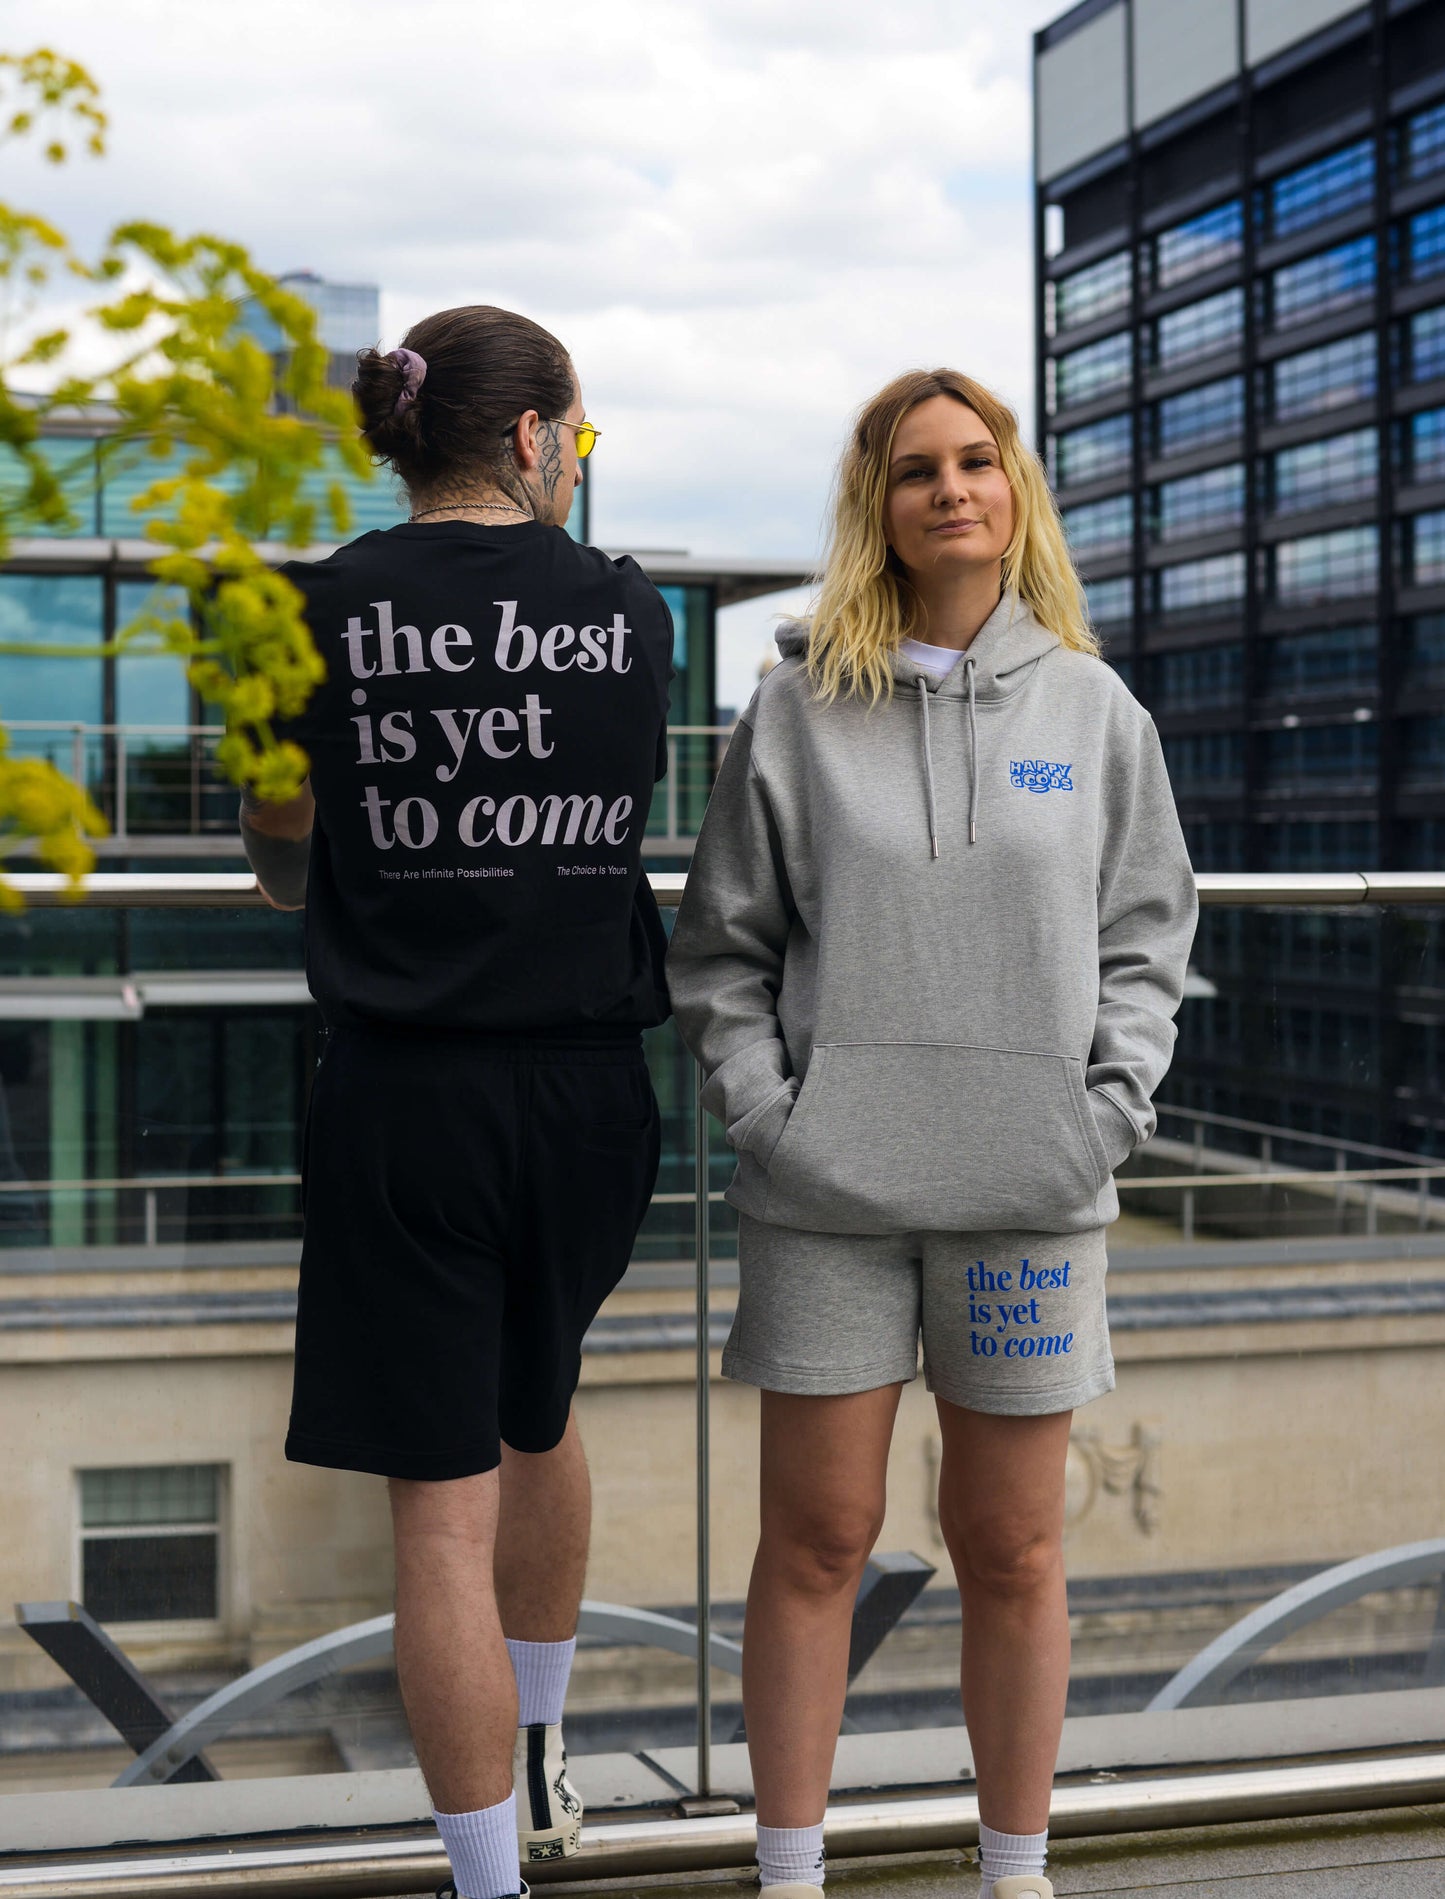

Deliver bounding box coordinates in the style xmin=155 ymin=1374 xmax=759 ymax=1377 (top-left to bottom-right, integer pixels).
xmin=916 ymin=659 xmax=979 ymax=857
xmin=916 ymin=679 xmax=940 ymax=860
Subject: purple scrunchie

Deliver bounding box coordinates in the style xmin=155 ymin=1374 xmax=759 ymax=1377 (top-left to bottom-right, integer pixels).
xmin=388 ymin=347 xmax=426 ymax=415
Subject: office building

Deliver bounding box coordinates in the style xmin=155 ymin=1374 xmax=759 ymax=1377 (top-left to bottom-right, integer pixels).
xmin=1034 ymin=0 xmax=1445 ymax=1153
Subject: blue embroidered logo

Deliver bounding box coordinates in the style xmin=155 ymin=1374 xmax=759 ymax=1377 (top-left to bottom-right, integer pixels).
xmin=1010 ymin=759 xmax=1073 ymax=794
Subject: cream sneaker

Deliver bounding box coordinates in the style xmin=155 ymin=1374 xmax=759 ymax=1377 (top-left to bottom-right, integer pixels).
xmin=990 ymin=1877 xmax=1054 ymax=1899
xmin=514 ymin=1722 xmax=583 ymax=1862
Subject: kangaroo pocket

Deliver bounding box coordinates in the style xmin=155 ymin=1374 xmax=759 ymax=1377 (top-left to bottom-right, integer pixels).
xmin=762 ymin=1041 xmax=1110 ymax=1234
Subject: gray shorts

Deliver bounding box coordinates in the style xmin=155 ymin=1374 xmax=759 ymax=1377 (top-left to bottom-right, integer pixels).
xmin=724 ymin=1216 xmax=1114 ymax=1415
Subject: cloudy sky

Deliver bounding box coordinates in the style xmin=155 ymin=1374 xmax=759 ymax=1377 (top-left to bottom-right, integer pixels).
xmin=6 ymin=0 xmax=1066 ymax=708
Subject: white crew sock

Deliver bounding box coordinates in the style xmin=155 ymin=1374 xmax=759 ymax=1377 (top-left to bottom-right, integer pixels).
xmin=978 ymin=1821 xmax=1048 ymax=1886
xmin=506 ymin=1636 xmax=576 ymax=1728
xmin=756 ymin=1819 xmax=826 ymax=1889
xmin=434 ymin=1792 xmax=520 ymax=1899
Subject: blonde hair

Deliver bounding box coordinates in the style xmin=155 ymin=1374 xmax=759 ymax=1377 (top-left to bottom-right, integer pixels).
xmin=807 ymin=368 xmax=1098 ymax=705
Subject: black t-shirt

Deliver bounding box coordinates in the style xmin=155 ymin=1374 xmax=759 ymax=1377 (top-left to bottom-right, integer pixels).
xmin=280 ymin=521 xmax=673 ymax=1033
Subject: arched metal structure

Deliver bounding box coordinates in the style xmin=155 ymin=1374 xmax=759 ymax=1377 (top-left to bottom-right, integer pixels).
xmin=113 ymin=1601 xmax=743 ymax=1789
xmin=1147 ymin=1537 xmax=1445 ymax=1711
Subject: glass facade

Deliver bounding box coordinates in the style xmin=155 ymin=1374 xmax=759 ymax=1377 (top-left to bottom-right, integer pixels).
xmin=1269 ymin=426 xmax=1379 ymax=514
xmin=1261 ymin=719 xmax=1379 ymax=790
xmin=1155 ymin=550 xmax=1246 ymax=617
xmin=1408 ymin=407 xmax=1445 ymax=485
xmin=1262 ymin=624 xmax=1378 ymax=699
xmin=1270 ymin=235 xmax=1376 ymax=330
xmin=1259 ymin=817 xmax=1378 ymax=870
xmin=1153 ymin=375 xmax=1245 ymax=456
xmin=1159 ymin=728 xmax=1245 ymax=793
xmin=1401 ymin=713 xmax=1445 ymax=784
xmin=1270 ymin=332 xmax=1376 ymax=421
xmin=1268 ymin=139 xmax=1374 ymax=240
xmin=1154 ymin=288 xmax=1244 ymax=369
xmin=1413 ymin=508 xmax=1445 ymax=586
xmin=1084 ymin=574 xmax=1133 ymax=628
xmin=1148 ymin=641 xmax=1243 ymax=712
xmin=1405 ymin=100 xmax=1445 ymax=183
xmin=1051 ymin=411 xmax=1133 ymax=486
xmin=1061 ymin=491 xmax=1134 ymax=557
xmin=1402 ymin=612 xmax=1445 ymax=689
xmin=1054 ymin=329 xmax=1132 ymax=409
xmin=1155 ymin=200 xmax=1244 ymax=289
xmin=1054 ymin=249 xmax=1131 ymax=330
xmin=1409 ymin=304 xmax=1445 ymax=382
xmin=1153 ymin=463 xmax=1246 ymax=541
xmin=1407 ymin=203 xmax=1445 ymax=283
xmin=1274 ymin=526 xmax=1379 ymax=603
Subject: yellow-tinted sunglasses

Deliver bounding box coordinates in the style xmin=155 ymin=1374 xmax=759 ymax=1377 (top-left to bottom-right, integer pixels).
xmin=559 ymin=418 xmax=599 ymax=459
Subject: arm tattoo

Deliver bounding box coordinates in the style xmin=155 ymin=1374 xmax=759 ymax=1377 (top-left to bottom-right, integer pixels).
xmin=537 ymin=421 xmax=563 ymax=507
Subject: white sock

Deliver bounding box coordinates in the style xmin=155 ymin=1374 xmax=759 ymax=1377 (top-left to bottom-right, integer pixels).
xmin=756 ymin=1819 xmax=826 ymax=1888
xmin=506 ymin=1636 xmax=575 ymax=1728
xmin=434 ymin=1792 xmax=520 ymax=1899
xmin=978 ymin=1821 xmax=1048 ymax=1885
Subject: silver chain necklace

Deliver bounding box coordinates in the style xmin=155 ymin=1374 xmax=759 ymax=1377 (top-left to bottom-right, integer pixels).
xmin=409 ymin=500 xmax=532 ymax=522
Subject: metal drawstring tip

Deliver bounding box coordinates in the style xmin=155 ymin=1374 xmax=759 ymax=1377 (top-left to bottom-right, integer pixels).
xmin=969 ymin=821 xmax=976 ymax=845
xmin=931 ymin=836 xmax=940 ymax=860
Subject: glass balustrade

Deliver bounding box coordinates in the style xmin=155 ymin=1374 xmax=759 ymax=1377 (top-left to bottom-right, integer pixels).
xmin=1 ymin=875 xmax=1443 ymax=1871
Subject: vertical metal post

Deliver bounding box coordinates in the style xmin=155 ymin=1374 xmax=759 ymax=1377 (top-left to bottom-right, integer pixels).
xmin=1365 ymin=1181 xmax=1378 ymax=1236
xmin=115 ymin=732 xmax=129 ymax=840
xmin=1182 ymin=1187 xmax=1195 ymax=1243
xmin=144 ymin=1189 xmax=158 ymax=1249
xmin=693 ymin=1060 xmax=712 ymax=1796
xmin=667 ymin=738 xmax=679 ymax=843
xmin=71 ymin=723 xmax=86 ymax=791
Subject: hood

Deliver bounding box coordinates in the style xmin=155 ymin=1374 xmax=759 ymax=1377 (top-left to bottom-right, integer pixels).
xmin=774 ymin=591 xmax=1059 ymax=702
xmin=774 ymin=592 xmax=1062 ymax=856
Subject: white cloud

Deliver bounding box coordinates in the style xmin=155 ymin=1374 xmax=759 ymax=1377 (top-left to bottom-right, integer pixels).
xmin=4 ymin=0 xmax=1066 ymax=693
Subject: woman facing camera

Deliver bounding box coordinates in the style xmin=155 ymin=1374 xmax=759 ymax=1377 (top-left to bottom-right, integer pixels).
xmin=667 ymin=369 xmax=1196 ymax=1899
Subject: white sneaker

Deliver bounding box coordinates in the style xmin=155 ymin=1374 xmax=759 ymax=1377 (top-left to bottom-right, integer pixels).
xmin=514 ymin=1722 xmax=583 ymax=1862
xmin=990 ymin=1877 xmax=1054 ymax=1899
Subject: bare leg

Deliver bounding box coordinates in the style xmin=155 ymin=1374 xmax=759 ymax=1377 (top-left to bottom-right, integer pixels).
xmin=744 ymin=1385 xmax=904 ymax=1827
xmin=496 ymin=1409 xmax=591 ymax=1641
xmin=934 ymin=1400 xmax=1073 ymax=1836
xmin=390 ymin=1470 xmax=515 ymax=1814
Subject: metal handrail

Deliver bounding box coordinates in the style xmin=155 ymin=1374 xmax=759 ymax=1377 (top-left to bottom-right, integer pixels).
xmin=3 ymin=869 xmax=1445 ymax=907
xmin=5 ymin=1755 xmax=1445 ymax=1894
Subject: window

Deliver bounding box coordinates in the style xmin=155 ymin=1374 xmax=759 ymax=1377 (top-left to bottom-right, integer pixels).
xmin=1053 ymin=330 xmax=1132 ymax=410
xmin=1270 ymin=332 xmax=1376 ymax=421
xmin=78 ymin=1465 xmax=222 ymax=1623
xmin=0 ymin=434 xmax=100 ymax=537
xmin=1161 ymin=729 xmax=1245 ymax=794
xmin=1413 ymin=509 xmax=1445 ymax=586
xmin=1262 ymin=624 xmax=1377 ymax=698
xmin=1407 ymin=204 xmax=1445 ymax=284
xmin=1084 ymin=575 xmax=1134 ymax=629
xmin=1260 ymin=818 xmax=1377 ymax=871
xmin=1181 ymin=817 xmax=1246 ymax=869
xmin=1107 ymin=655 xmax=1135 ymax=691
xmin=1051 ymin=412 xmax=1133 ymax=487
xmin=1154 ymin=288 xmax=1244 ymax=370
xmin=0 ymin=576 xmax=105 ymax=788
xmin=1269 ymin=139 xmax=1375 ymax=241
xmin=1154 ymin=375 xmax=1245 ymax=457
xmin=1403 ymin=613 xmax=1445 ymax=690
xmin=1269 ymin=427 xmax=1379 ymax=514
xmin=1054 ymin=250 xmax=1131 ymax=332
xmin=1271 ymin=235 xmax=1376 ymax=330
xmin=1405 ymin=101 xmax=1445 ymax=185
xmin=1155 ymin=200 xmax=1244 ymax=289
xmin=1153 ymin=463 xmax=1246 ymax=541
xmin=1409 ymin=409 xmax=1445 ymax=486
xmin=1061 ymin=492 xmax=1134 ymax=558
xmin=1274 ymin=526 xmax=1379 ymax=603
xmin=1410 ymin=306 xmax=1445 ymax=384
xmin=1155 ymin=551 xmax=1246 ymax=618
xmin=1149 ymin=642 xmax=1244 ymax=712
xmin=1401 ymin=715 xmax=1445 ymax=785
xmin=1261 ymin=720 xmax=1378 ymax=790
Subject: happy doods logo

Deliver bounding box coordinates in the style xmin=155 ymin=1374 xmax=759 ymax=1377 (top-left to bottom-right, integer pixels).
xmin=1010 ymin=758 xmax=1073 ymax=794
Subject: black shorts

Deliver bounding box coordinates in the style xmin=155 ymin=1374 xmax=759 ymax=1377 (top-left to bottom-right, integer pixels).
xmin=285 ymin=1026 xmax=660 ymax=1481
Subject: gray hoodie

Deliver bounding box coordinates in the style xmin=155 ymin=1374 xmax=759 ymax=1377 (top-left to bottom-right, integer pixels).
xmin=666 ymin=593 xmax=1198 ymax=1235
